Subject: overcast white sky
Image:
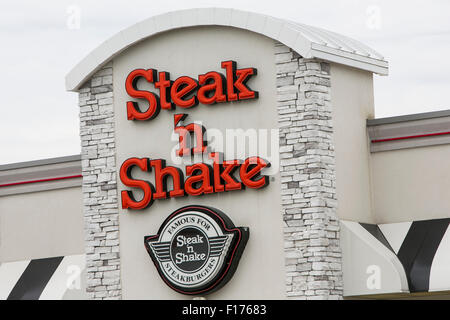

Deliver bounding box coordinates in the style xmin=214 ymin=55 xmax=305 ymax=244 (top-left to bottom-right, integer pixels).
xmin=1 ymin=0 xmax=449 ymax=164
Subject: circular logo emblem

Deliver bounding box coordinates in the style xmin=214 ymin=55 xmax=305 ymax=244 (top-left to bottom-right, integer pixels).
xmin=170 ymin=227 xmax=209 ymax=273
xmin=144 ymin=205 xmax=249 ymax=295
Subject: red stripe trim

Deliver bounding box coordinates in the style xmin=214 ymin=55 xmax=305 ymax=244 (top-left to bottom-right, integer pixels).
xmin=0 ymin=175 xmax=82 ymax=188
xmin=371 ymin=131 xmax=450 ymax=143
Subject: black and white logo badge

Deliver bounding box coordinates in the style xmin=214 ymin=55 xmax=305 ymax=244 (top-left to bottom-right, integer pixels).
xmin=144 ymin=205 xmax=249 ymax=295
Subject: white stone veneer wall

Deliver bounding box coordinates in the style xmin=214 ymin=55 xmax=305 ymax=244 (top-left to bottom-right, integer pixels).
xmin=275 ymin=42 xmax=343 ymax=300
xmin=79 ymin=62 xmax=121 ymax=300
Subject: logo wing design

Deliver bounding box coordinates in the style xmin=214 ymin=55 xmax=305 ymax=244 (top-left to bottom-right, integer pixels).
xmin=209 ymin=234 xmax=233 ymax=257
xmin=149 ymin=241 xmax=171 ymax=262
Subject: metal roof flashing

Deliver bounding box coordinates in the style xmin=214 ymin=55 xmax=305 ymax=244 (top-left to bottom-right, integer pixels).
xmin=65 ymin=8 xmax=389 ymax=92
xmin=367 ymin=109 xmax=450 ymax=126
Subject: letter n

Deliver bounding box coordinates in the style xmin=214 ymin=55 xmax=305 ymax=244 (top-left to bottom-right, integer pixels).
xmin=174 ymin=113 xmax=207 ymax=156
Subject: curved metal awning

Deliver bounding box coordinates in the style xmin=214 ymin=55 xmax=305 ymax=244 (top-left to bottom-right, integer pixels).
xmin=65 ymin=7 xmax=389 ymax=92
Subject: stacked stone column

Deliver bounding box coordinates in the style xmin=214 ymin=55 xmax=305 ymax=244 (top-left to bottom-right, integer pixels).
xmin=275 ymin=43 xmax=343 ymax=300
xmin=78 ymin=62 xmax=122 ymax=300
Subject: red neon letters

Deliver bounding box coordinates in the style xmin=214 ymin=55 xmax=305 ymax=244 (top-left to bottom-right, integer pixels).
xmin=120 ymin=60 xmax=267 ymax=211
xmin=173 ymin=114 xmax=207 ymax=156
xmin=126 ymin=69 xmax=160 ymax=120
xmin=120 ymin=158 xmax=154 ymax=210
xmin=119 ymin=154 xmax=270 ymax=210
xmin=125 ymin=61 xmax=258 ymax=121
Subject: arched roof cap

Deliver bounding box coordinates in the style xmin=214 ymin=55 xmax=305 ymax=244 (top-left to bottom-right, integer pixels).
xmin=66 ymin=8 xmax=388 ymax=91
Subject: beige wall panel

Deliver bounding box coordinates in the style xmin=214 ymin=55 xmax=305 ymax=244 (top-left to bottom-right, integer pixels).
xmin=371 ymin=145 xmax=450 ymax=223
xmin=330 ymin=64 xmax=375 ymax=223
xmin=113 ymin=26 xmax=285 ymax=299
xmin=0 ymin=187 xmax=84 ymax=262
